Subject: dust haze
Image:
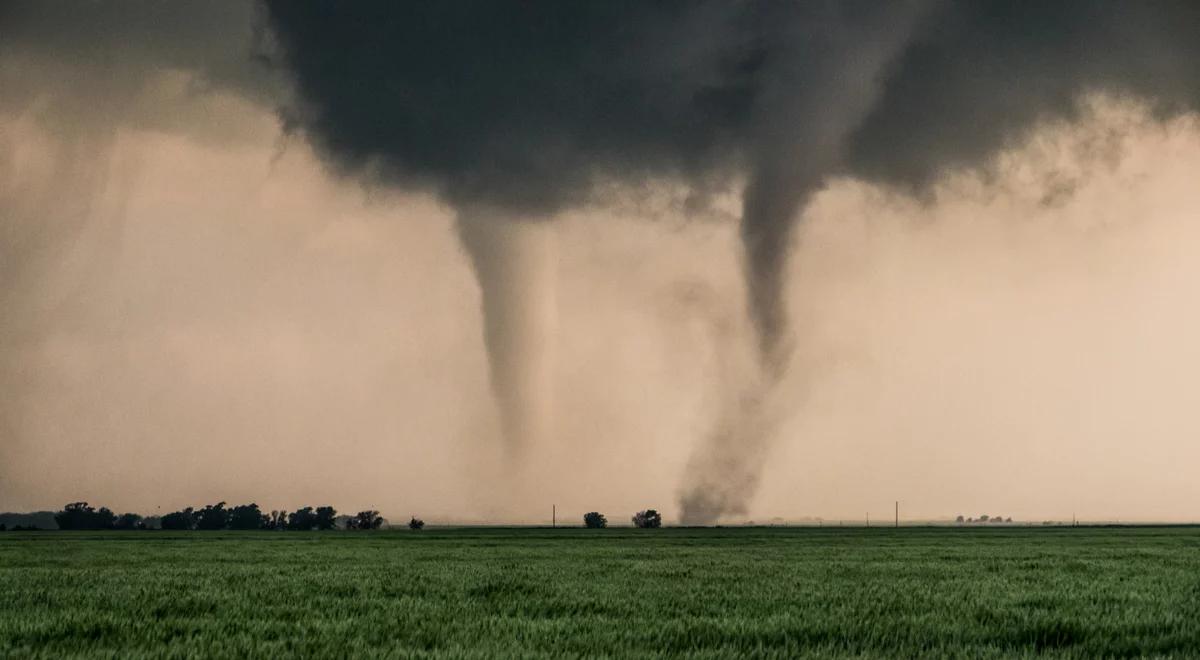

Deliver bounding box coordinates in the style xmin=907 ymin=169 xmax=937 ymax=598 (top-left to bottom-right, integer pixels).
xmin=5 ymin=3 xmax=1200 ymax=523
xmin=4 ymin=95 xmax=1200 ymax=522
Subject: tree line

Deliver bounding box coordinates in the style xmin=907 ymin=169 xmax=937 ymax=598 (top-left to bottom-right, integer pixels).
xmin=49 ymin=502 xmax=393 ymax=531
xmin=2 ymin=503 xmax=668 ymax=531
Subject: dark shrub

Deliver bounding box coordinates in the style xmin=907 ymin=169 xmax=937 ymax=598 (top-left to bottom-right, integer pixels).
xmin=347 ymin=510 xmax=384 ymax=530
xmin=408 ymin=517 xmax=425 ymax=530
xmin=287 ymin=507 xmax=317 ymax=530
xmin=314 ymin=506 xmax=338 ymax=531
xmin=161 ymin=507 xmax=196 ymax=530
xmin=228 ymin=503 xmax=269 ymax=530
xmin=583 ymin=512 xmax=607 ymax=529
xmin=632 ymin=510 xmax=662 ymax=529
xmin=54 ymin=502 xmax=117 ymax=530
xmin=195 ymin=502 xmax=230 ymax=530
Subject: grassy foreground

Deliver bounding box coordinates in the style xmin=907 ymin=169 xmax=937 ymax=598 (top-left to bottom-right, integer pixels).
xmin=2 ymin=526 xmax=1199 ymax=658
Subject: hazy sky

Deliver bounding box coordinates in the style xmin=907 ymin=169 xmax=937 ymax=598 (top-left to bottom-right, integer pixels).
xmin=3 ymin=3 xmax=1200 ymax=523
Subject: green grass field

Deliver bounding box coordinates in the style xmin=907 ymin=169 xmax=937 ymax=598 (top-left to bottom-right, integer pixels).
xmin=2 ymin=526 xmax=1199 ymax=658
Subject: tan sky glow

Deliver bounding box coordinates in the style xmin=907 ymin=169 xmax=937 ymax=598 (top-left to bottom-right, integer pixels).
xmin=3 ymin=92 xmax=1200 ymax=523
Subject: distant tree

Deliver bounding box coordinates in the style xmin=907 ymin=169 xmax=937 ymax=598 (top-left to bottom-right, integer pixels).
xmin=991 ymin=516 xmax=1004 ymax=524
xmin=113 ymin=513 xmax=143 ymax=530
xmin=228 ymin=503 xmax=269 ymax=530
xmin=287 ymin=507 xmax=318 ymax=531
xmin=347 ymin=510 xmax=384 ymax=530
xmin=632 ymin=510 xmax=662 ymax=529
xmin=1005 ymin=517 xmax=1013 ymax=523
xmin=194 ymin=502 xmax=230 ymax=530
xmin=978 ymin=515 xmax=989 ymax=523
xmin=53 ymin=502 xmax=89 ymax=530
xmin=54 ymin=502 xmax=117 ymax=530
xmin=955 ymin=515 xmax=964 ymax=523
xmin=314 ymin=506 xmax=338 ymax=531
xmin=408 ymin=517 xmax=425 ymax=530
xmin=161 ymin=507 xmax=196 ymax=530
xmin=583 ymin=512 xmax=607 ymax=529
xmin=96 ymin=507 xmax=117 ymax=529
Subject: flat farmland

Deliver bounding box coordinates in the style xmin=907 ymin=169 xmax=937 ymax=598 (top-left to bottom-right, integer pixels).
xmin=2 ymin=527 xmax=1199 ymax=658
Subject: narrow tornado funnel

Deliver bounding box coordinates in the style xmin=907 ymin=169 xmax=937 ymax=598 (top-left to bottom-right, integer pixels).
xmin=456 ymin=207 xmax=558 ymax=458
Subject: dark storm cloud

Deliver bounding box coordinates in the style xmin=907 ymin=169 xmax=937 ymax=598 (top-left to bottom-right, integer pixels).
xmin=265 ymin=1 xmax=761 ymax=214
xmin=847 ymin=0 xmax=1200 ymax=189
xmin=267 ymin=0 xmax=1200 ymax=211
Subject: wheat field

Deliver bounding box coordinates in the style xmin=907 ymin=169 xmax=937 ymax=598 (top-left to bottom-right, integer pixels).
xmin=2 ymin=527 xmax=1199 ymax=657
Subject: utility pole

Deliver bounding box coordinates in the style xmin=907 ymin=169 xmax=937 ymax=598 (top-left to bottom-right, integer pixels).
xmin=552 ymin=504 xmax=556 ymax=528
xmin=895 ymin=501 xmax=899 ymax=528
